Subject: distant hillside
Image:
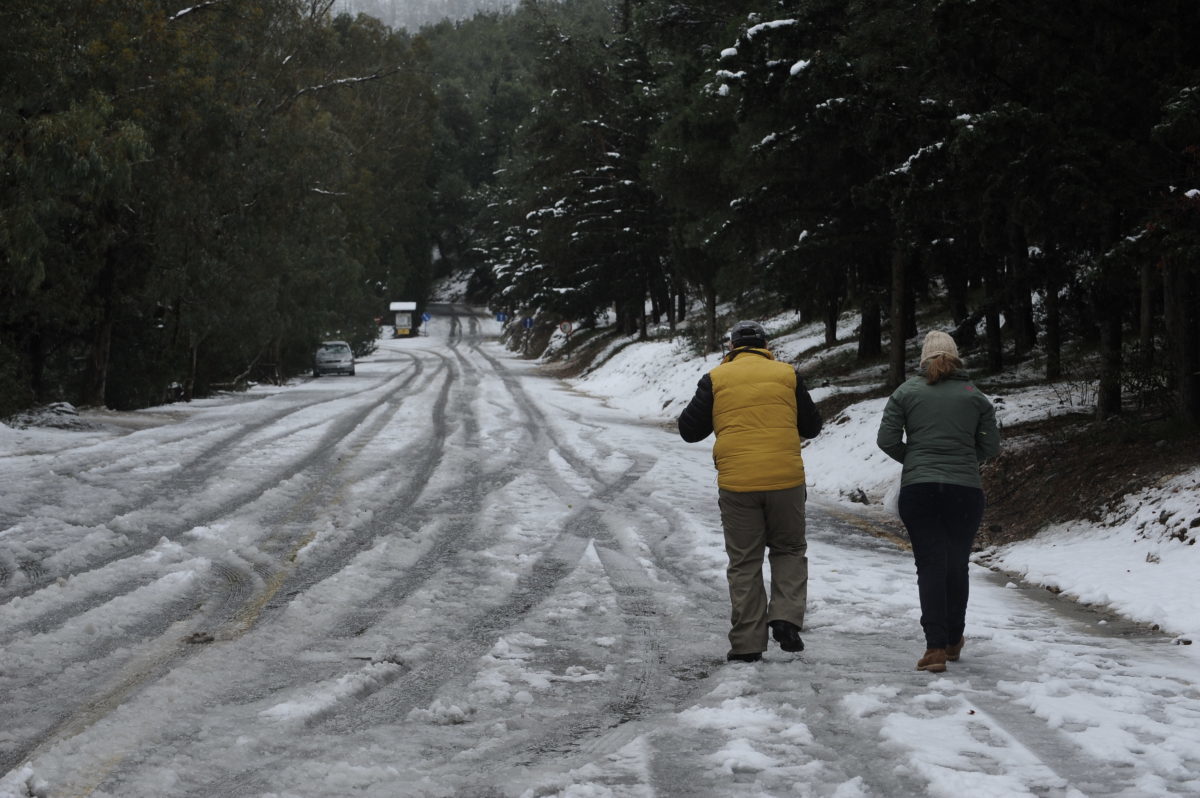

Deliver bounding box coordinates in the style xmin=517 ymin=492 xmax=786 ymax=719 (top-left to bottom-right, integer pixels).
xmin=335 ymin=0 xmax=516 ymax=31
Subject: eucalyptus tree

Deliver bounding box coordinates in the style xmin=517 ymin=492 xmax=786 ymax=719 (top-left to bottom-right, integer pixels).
xmin=135 ymin=0 xmax=387 ymax=400
xmin=1 ymin=0 xmax=439 ymax=412
xmin=322 ymin=14 xmax=439 ymax=330
xmin=0 ymin=0 xmax=157 ymax=409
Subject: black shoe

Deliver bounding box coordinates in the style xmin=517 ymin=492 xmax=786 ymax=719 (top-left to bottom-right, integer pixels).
xmin=726 ymin=651 xmax=763 ymax=663
xmin=769 ymin=620 xmax=804 ymax=652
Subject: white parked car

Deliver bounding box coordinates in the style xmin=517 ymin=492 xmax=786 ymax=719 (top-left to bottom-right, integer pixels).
xmin=313 ymin=341 xmax=355 ymax=376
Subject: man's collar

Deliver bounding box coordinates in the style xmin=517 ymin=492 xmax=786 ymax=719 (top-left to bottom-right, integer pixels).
xmin=723 ymin=346 xmax=774 ymax=363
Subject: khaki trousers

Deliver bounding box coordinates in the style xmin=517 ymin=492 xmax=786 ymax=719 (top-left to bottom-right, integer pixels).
xmin=718 ymin=485 xmax=808 ymax=656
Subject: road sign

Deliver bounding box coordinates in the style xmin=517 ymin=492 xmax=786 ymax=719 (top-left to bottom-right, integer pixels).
xmin=421 ymin=312 xmax=431 ymax=322
xmin=496 ymin=312 xmax=508 ymax=322
xmin=522 ymin=317 xmax=533 ymax=330
xmin=560 ymin=321 xmax=573 ymax=335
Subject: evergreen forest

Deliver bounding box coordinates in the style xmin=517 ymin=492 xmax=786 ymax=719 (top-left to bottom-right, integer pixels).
xmin=3 ymin=0 xmax=1199 ymax=423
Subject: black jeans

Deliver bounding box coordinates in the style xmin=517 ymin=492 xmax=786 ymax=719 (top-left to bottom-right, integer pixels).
xmin=898 ymin=482 xmax=986 ymax=649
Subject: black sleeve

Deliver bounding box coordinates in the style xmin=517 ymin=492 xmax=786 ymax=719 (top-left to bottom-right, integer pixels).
xmin=677 ymin=374 xmax=715 ymax=442
xmin=795 ymin=375 xmax=822 ymax=439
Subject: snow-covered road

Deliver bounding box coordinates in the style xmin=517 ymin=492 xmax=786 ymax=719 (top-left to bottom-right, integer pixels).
xmin=2 ymin=306 xmax=1198 ymax=797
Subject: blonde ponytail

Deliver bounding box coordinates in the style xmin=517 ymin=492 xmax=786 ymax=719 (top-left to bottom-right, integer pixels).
xmin=924 ymin=353 xmax=962 ymax=384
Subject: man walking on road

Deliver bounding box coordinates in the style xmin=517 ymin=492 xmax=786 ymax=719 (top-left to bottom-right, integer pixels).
xmin=678 ymin=320 xmax=823 ymax=662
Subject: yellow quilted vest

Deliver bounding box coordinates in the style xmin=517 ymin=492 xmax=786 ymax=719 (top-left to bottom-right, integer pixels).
xmin=709 ymin=349 xmax=807 ymax=492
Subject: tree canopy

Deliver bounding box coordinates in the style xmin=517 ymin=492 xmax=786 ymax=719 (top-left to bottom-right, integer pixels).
xmin=4 ymin=0 xmax=1199 ymax=424
xmin=1 ymin=0 xmax=435 ymax=411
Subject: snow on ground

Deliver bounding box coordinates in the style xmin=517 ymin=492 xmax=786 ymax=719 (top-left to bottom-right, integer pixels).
xmin=979 ymin=468 xmax=1200 ymax=645
xmin=1 ymin=306 xmax=1197 ymax=798
xmin=564 ymin=312 xmax=1199 ymax=645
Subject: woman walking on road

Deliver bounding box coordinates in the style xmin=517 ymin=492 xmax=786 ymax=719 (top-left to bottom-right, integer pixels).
xmin=876 ymin=331 xmax=1001 ymax=673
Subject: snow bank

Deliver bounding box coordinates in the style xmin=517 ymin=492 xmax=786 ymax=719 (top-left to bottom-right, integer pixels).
xmin=982 ymin=467 xmax=1200 ymax=642
xmin=567 ymin=309 xmax=1198 ymax=644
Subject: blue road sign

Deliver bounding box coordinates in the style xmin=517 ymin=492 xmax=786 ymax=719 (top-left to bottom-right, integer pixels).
xmin=496 ymin=312 xmax=508 ymax=322
xmin=421 ymin=312 xmax=431 ymax=322
xmin=522 ymin=317 xmax=534 ymax=330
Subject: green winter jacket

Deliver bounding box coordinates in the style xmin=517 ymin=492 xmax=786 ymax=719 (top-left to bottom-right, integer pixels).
xmin=876 ymin=372 xmax=1000 ymax=489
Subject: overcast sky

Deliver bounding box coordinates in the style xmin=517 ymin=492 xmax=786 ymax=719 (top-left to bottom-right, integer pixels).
xmin=335 ymin=0 xmax=516 ymax=31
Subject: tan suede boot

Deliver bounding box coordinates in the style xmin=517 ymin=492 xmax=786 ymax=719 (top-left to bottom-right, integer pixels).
xmin=946 ymin=637 xmax=965 ymax=662
xmin=917 ymin=648 xmax=947 ymax=672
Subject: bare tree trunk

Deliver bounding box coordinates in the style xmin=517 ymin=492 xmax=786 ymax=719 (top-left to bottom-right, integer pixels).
xmin=1044 ymin=281 xmax=1062 ymax=380
xmin=1096 ymin=314 xmax=1123 ymax=419
xmin=666 ymin=280 xmax=677 ymax=337
xmin=983 ymin=261 xmax=1004 ymax=373
xmin=185 ymin=336 xmax=199 ymax=402
xmin=1140 ymin=261 xmax=1155 ymax=368
xmin=903 ymin=274 xmax=918 ymax=339
xmin=888 ymin=247 xmax=907 ymax=388
xmin=824 ymin=291 xmax=839 ymax=346
xmin=1007 ymin=223 xmax=1036 ymax=358
xmin=29 ymin=323 xmax=46 ymax=403
xmin=944 ymin=261 xmax=969 ymax=326
xmin=1094 ymin=286 xmax=1123 ymax=419
xmin=676 ymin=273 xmax=687 ymax=324
xmin=857 ymin=294 xmax=882 ymax=360
xmin=272 ymin=335 xmax=283 ymax=385
xmin=82 ymin=260 xmax=116 ymax=407
xmin=1095 ymin=211 xmax=1127 ymax=419
xmin=1163 ymin=261 xmax=1200 ymax=423
xmin=83 ymin=318 xmax=113 ymax=407
xmin=704 ymin=283 xmax=719 ymax=353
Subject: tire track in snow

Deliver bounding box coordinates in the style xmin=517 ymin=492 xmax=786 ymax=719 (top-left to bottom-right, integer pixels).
xmin=0 ymin=355 xmax=427 ymax=604
xmin=177 ymin=359 xmax=675 ymax=796
xmin=0 ymin=354 xmax=424 ymax=533
xmin=47 ymin=346 xmax=475 ymax=796
xmin=13 ymin=314 xmax=681 ymax=798
xmin=441 ymin=309 xmax=715 ymax=785
xmin=311 ymin=355 xmax=661 ymax=728
xmin=0 ymin=355 xmax=441 ymax=780
xmin=237 ymin=350 xmax=466 ymax=631
xmin=335 ymin=453 xmax=682 ymax=789
xmin=0 ymin=571 xmax=212 ymax=775
xmin=0 ymin=366 xmax=431 ymax=703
